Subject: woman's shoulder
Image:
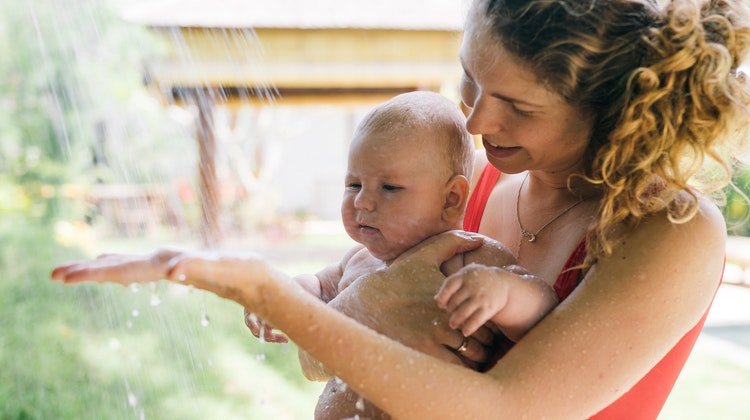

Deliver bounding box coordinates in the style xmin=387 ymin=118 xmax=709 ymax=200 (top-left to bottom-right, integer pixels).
xmin=627 ymin=192 xmax=726 ymax=253
xmin=587 ymin=191 xmax=726 ymax=312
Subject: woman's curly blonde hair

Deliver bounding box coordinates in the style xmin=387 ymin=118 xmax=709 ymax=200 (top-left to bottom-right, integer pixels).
xmin=480 ymin=0 xmax=750 ymax=264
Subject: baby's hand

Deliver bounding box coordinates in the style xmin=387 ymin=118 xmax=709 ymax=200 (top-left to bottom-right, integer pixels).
xmin=243 ymin=307 xmax=288 ymax=343
xmin=434 ymin=264 xmax=509 ymax=337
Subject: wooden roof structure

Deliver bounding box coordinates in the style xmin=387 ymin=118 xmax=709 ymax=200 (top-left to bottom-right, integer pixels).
xmin=123 ymin=0 xmax=468 ymax=245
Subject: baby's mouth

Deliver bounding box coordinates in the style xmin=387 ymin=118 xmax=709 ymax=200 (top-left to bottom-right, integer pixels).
xmin=358 ymin=223 xmax=380 ymax=235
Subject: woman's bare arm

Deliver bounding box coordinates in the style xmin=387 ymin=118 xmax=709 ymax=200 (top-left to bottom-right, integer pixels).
xmin=238 ymin=200 xmax=724 ymax=418
xmin=51 ymin=199 xmax=725 ymax=418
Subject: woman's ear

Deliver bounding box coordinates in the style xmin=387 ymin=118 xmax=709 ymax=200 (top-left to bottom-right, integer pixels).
xmin=442 ymin=175 xmax=470 ymax=225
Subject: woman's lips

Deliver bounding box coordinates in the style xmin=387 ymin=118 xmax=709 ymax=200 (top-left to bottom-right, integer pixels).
xmin=483 ymin=138 xmax=522 ymax=159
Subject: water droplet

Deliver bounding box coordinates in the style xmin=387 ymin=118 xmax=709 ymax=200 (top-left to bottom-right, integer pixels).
xmin=431 ymin=318 xmax=439 ymax=326
xmin=201 ymin=313 xmax=210 ymax=327
xmin=334 ymin=377 xmax=348 ymax=392
xmin=127 ymin=392 xmax=138 ymax=407
xmin=131 ymin=309 xmax=140 ymax=317
xmin=207 ymin=358 xmax=213 ymax=367
xmin=256 ymin=353 xmax=266 ymax=362
xmin=129 ymin=283 xmax=140 ymax=293
xmin=247 ymin=313 xmax=258 ymax=323
xmin=258 ymin=324 xmax=266 ymax=343
xmin=126 ymin=320 xmax=133 ymax=329
xmin=177 ymin=273 xmax=186 ymax=282
xmin=355 ymin=397 xmax=365 ymax=411
xmin=150 ymin=294 xmax=161 ymax=307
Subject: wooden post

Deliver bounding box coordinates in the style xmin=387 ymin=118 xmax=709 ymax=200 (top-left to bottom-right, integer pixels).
xmin=194 ymin=88 xmax=222 ymax=247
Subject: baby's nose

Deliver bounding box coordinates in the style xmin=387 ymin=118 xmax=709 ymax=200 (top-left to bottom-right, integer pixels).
xmin=354 ymin=190 xmax=376 ymax=212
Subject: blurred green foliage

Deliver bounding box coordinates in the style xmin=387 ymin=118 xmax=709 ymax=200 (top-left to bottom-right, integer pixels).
xmin=0 ymin=213 xmax=321 ymax=419
xmin=725 ymin=168 xmax=750 ymax=236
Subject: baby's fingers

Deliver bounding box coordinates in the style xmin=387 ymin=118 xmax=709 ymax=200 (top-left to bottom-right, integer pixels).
xmin=435 ymin=276 xmax=464 ymax=309
xmin=262 ymin=325 xmax=289 ymax=344
xmin=244 ymin=308 xmax=263 ymax=335
xmin=456 ymin=308 xmax=492 ymax=337
xmin=448 ymin=300 xmax=480 ymax=331
xmin=244 ymin=309 xmax=288 ymax=343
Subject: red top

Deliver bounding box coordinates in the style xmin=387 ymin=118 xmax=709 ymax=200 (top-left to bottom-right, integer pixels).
xmin=463 ymin=164 xmax=716 ymax=419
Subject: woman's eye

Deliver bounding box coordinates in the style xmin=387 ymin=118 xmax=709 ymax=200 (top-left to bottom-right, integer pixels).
xmin=346 ymin=183 xmax=361 ymax=190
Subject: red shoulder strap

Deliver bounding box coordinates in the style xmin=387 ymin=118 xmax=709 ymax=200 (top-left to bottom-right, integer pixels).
xmin=463 ymin=164 xmax=501 ymax=233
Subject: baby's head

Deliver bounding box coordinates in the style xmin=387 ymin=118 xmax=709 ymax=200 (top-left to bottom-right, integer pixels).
xmin=341 ymin=91 xmax=474 ymax=262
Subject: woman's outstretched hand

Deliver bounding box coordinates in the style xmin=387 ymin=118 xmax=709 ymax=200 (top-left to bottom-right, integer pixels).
xmin=50 ymin=249 xmax=279 ymax=310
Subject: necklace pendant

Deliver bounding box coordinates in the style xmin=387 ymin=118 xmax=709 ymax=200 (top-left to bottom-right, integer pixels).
xmin=520 ymin=229 xmax=537 ymax=243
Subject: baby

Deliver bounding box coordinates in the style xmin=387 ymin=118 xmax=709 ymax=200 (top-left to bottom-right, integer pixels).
xmin=246 ymin=91 xmax=558 ymax=419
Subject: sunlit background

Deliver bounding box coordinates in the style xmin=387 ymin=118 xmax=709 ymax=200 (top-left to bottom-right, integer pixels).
xmin=1 ymin=0 xmax=749 ymax=418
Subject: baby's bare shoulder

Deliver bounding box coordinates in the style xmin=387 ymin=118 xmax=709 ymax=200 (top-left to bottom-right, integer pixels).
xmin=338 ymin=249 xmax=386 ymax=292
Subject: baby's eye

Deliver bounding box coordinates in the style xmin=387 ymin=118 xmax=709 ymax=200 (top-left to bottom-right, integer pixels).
xmin=382 ymin=184 xmax=402 ymax=192
xmin=511 ymin=106 xmax=534 ymax=118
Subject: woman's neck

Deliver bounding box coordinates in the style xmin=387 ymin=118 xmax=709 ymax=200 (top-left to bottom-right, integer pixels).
xmin=525 ymin=169 xmax=601 ymax=204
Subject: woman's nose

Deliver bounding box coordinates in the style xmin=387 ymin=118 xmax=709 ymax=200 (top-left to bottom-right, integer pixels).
xmin=354 ymin=189 xmax=376 ymax=212
xmin=465 ymin=97 xmax=503 ymax=135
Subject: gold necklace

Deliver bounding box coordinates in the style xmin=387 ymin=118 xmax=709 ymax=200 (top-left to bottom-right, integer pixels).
xmin=516 ymin=173 xmax=586 ymax=244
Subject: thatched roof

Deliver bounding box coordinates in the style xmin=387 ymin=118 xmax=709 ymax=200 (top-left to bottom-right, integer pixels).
xmin=121 ymin=0 xmax=468 ymax=31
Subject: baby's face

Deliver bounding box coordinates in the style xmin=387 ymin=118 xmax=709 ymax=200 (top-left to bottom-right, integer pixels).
xmin=341 ymin=129 xmax=453 ymax=262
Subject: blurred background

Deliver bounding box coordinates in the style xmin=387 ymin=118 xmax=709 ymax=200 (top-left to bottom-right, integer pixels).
xmin=1 ymin=0 xmax=749 ymax=418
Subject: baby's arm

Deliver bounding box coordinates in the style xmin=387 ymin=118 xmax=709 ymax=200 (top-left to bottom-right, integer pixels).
xmin=436 ymin=237 xmax=558 ymax=342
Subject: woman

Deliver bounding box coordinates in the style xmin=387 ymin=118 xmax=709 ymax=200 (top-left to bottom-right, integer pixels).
xmin=52 ymin=0 xmax=749 ymax=418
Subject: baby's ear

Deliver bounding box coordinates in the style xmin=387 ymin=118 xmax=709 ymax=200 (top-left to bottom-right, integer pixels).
xmin=442 ymin=175 xmax=470 ymax=224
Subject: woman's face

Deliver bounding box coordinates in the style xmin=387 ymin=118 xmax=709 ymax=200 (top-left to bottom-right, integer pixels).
xmin=459 ymin=25 xmax=594 ymax=176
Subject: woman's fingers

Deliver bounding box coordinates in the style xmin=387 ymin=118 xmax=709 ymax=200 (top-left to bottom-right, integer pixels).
xmin=471 ymin=324 xmax=496 ymax=347
xmin=51 ymin=249 xmax=187 ymax=284
xmin=52 ymin=256 xmax=157 ymax=284
xmin=453 ymin=335 xmax=489 ymax=365
xmin=398 ymin=230 xmax=484 ymax=266
xmin=501 ymin=264 xmax=532 ymax=276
